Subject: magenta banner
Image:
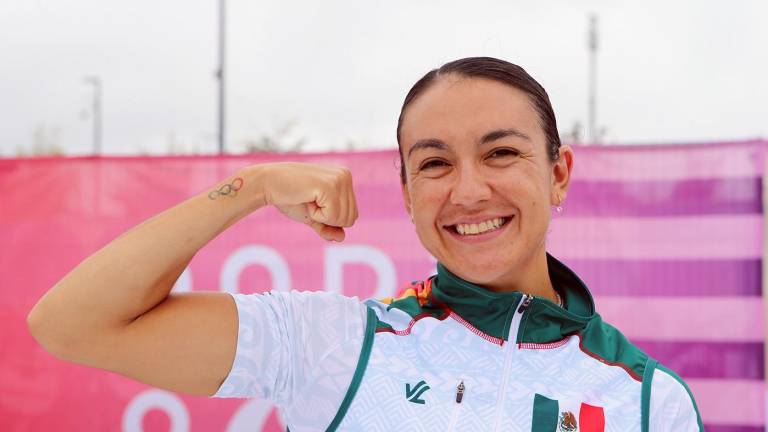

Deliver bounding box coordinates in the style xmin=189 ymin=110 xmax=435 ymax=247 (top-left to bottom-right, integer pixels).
xmin=1 ymin=141 xmax=765 ymax=431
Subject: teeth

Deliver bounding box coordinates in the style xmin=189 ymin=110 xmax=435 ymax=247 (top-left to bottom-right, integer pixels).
xmin=454 ymin=217 xmax=506 ymax=236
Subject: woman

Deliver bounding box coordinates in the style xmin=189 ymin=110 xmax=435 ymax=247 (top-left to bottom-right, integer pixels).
xmin=27 ymin=57 xmax=702 ymax=431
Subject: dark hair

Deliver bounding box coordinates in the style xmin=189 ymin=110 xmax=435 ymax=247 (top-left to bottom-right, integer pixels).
xmin=396 ymin=57 xmax=562 ymax=183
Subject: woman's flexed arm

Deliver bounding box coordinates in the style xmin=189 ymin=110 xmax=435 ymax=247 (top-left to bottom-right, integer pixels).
xmin=26 ymin=163 xmax=358 ymax=396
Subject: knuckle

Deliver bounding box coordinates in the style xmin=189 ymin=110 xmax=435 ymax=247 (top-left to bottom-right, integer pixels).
xmin=332 ymin=174 xmax=346 ymax=188
xmin=334 ymin=167 xmax=352 ymax=182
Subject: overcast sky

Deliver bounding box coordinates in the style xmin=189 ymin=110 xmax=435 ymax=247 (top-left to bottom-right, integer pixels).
xmin=1 ymin=0 xmax=766 ymax=157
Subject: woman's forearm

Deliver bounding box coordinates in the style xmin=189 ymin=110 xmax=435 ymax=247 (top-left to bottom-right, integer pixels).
xmin=27 ymin=165 xmax=268 ymax=352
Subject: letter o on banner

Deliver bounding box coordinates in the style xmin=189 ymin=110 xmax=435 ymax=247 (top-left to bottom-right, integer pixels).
xmin=220 ymin=245 xmax=291 ymax=293
xmin=325 ymin=245 xmax=396 ymax=298
xmin=122 ymin=389 xmax=189 ymax=432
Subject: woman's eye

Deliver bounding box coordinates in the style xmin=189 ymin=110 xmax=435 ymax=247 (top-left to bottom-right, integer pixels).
xmin=420 ymin=159 xmax=449 ymax=170
xmin=489 ymin=148 xmax=519 ymax=159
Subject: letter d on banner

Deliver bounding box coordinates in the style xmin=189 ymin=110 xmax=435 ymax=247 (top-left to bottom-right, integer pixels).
xmin=325 ymin=245 xmax=396 ymax=298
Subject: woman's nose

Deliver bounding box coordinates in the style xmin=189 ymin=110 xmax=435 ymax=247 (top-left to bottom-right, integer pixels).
xmin=449 ymin=164 xmax=492 ymax=207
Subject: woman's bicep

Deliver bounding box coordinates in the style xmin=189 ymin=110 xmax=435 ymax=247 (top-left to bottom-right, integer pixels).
xmin=96 ymin=292 xmax=240 ymax=396
xmin=90 ymin=289 xmax=366 ymax=405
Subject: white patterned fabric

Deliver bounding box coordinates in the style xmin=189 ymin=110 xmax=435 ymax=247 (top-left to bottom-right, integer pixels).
xmin=338 ymin=300 xmax=652 ymax=431
xmin=212 ymin=290 xmax=368 ymax=431
xmin=649 ymin=368 xmax=701 ymax=431
xmin=212 ymin=287 xmax=701 ymax=431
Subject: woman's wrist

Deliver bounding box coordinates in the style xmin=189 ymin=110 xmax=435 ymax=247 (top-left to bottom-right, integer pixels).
xmin=231 ymin=164 xmax=270 ymax=212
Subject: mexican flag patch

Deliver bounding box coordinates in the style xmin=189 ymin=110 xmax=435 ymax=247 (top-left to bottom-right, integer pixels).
xmin=532 ymin=393 xmax=606 ymax=432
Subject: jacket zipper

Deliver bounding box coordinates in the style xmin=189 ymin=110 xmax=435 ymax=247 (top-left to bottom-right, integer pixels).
xmin=492 ymin=294 xmax=531 ymax=432
xmin=446 ymin=380 xmax=465 ymax=432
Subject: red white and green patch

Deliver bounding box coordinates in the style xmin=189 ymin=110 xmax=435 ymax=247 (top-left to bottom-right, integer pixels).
xmin=532 ymin=393 xmax=606 ymax=432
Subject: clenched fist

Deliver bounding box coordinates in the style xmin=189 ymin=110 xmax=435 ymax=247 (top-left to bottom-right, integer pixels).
xmin=260 ymin=162 xmax=359 ymax=242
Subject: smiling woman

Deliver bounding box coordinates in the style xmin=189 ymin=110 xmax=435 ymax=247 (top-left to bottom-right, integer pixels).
xmin=397 ymin=65 xmax=570 ymax=296
xmin=27 ymin=57 xmax=702 ymax=432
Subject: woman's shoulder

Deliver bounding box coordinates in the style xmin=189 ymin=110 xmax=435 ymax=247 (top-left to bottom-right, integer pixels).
xmin=362 ymin=279 xmax=446 ymax=333
xmin=581 ymin=314 xmax=653 ymax=381
xmin=583 ymin=314 xmax=702 ymax=429
xmin=223 ymin=290 xmax=369 ymax=352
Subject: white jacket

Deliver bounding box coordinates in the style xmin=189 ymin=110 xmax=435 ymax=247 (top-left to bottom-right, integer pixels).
xmin=213 ymin=253 xmax=702 ymax=432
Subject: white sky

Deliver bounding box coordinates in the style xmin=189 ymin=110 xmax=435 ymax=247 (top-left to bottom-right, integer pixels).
xmin=1 ymin=0 xmax=766 ymax=156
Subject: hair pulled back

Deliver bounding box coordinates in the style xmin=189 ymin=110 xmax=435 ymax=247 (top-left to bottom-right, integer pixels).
xmin=396 ymin=57 xmax=561 ymax=183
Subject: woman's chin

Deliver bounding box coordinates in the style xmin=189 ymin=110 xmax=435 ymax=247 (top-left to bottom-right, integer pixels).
xmin=441 ymin=260 xmax=508 ymax=284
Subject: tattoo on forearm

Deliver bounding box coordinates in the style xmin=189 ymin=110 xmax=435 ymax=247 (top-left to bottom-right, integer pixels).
xmin=208 ymin=177 xmax=244 ymax=200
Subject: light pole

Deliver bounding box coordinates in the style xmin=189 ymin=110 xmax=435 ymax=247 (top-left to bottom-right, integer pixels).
xmin=84 ymin=76 xmax=102 ymax=155
xmin=217 ymin=0 xmax=227 ymax=155
xmin=587 ymin=14 xmax=599 ymax=144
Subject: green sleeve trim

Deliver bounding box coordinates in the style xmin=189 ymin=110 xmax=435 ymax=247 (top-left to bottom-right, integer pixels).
xmin=641 ymin=357 xmax=658 ymax=432
xmin=326 ymin=307 xmax=377 ymax=432
xmin=657 ymin=364 xmax=705 ymax=431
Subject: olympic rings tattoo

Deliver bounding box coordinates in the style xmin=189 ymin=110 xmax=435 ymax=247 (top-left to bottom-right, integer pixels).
xmin=208 ymin=177 xmax=244 ymax=200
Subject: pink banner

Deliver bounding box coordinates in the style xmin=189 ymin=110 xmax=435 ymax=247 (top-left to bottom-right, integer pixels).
xmin=1 ymin=141 xmax=765 ymax=431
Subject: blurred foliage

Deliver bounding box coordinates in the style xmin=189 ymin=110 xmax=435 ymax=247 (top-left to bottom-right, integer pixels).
xmin=243 ymin=119 xmax=306 ymax=153
xmin=16 ymin=124 xmax=65 ymax=156
xmin=561 ymin=121 xmax=583 ymax=144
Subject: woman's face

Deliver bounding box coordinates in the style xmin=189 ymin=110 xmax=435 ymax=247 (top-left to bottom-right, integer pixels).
xmin=399 ymin=75 xmax=573 ymax=289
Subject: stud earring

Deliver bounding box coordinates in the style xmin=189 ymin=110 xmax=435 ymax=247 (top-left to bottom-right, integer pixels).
xmin=555 ymin=196 xmax=564 ymax=214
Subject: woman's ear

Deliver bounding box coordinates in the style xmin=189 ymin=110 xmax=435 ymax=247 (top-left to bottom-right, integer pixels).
xmin=551 ymin=145 xmax=574 ymax=205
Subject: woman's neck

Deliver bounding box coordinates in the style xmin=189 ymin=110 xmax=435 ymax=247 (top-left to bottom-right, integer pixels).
xmin=481 ymin=248 xmax=559 ymax=303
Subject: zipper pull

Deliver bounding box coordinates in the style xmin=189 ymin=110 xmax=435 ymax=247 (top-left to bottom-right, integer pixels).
xmin=456 ymin=381 xmax=465 ymax=403
xmin=517 ymin=294 xmax=533 ymax=313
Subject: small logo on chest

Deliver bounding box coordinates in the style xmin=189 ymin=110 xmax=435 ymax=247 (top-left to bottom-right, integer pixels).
xmin=559 ymin=411 xmax=577 ymax=431
xmin=405 ymin=380 xmax=430 ymax=404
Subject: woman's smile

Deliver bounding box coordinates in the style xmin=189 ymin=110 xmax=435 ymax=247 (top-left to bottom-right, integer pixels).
xmin=443 ymin=215 xmax=514 ymax=244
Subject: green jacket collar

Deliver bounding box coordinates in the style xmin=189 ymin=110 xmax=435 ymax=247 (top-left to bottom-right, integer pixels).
xmin=431 ymin=253 xmax=596 ymax=343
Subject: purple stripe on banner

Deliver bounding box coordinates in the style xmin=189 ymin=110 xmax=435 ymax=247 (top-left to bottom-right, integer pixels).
xmin=634 ymin=341 xmax=763 ymax=380
xmin=566 ymin=177 xmax=762 ymax=217
xmin=564 ymin=259 xmax=761 ymax=297
xmin=705 ymin=426 xmax=764 ymax=432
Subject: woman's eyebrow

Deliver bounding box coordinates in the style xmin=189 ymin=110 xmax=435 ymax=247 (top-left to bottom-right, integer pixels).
xmin=407 ymin=138 xmax=447 ymax=158
xmin=480 ymin=128 xmax=531 ymax=145
xmin=408 ymin=128 xmax=531 ymax=159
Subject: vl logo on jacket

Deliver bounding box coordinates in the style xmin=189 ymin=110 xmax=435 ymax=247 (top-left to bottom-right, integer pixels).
xmin=405 ymin=380 xmax=430 ymax=404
